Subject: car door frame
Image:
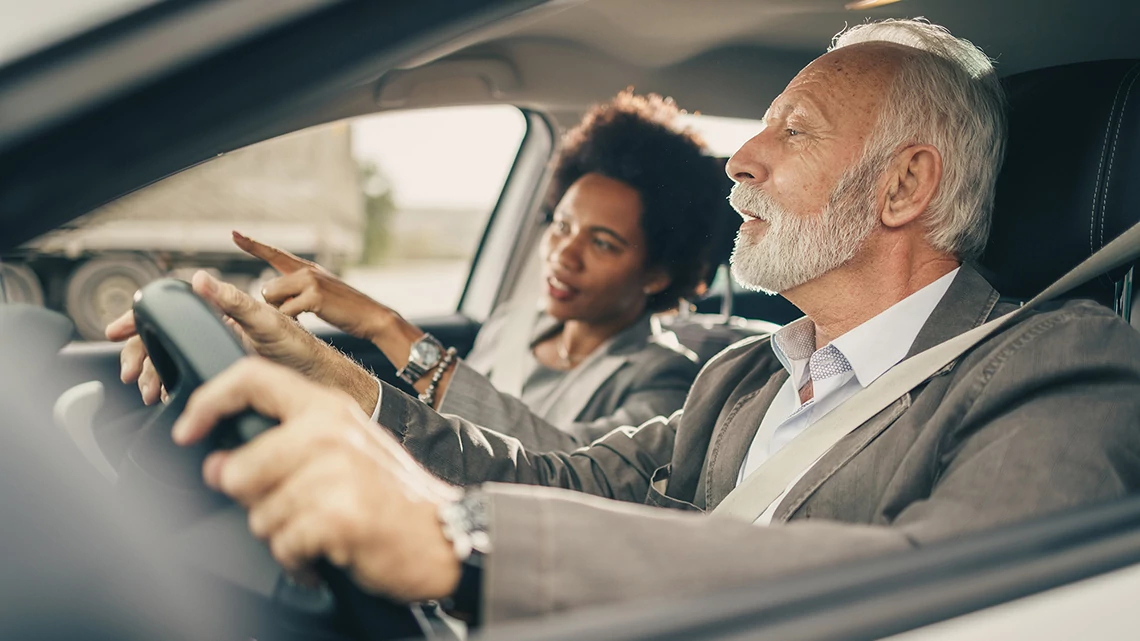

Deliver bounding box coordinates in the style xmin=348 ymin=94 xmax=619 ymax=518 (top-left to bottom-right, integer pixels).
xmin=318 ymin=106 xmax=557 ymax=386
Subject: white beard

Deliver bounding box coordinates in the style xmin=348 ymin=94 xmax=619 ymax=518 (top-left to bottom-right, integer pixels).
xmin=728 ymin=161 xmax=882 ymax=295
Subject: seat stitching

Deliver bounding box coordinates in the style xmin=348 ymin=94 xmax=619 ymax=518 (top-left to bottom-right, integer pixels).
xmin=1090 ymin=67 xmax=1133 ymax=255
xmin=1100 ymin=63 xmax=1140 ymax=249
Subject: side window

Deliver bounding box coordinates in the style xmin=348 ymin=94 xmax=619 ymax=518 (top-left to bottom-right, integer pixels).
xmin=675 ymin=112 xmax=764 ymax=294
xmin=4 ymin=105 xmax=527 ymax=340
xmin=676 ymin=113 xmax=765 ymax=158
xmin=676 ymin=112 xmax=803 ymax=326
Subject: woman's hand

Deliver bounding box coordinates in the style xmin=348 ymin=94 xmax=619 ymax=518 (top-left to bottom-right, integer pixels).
xmin=234 ymin=231 xmax=437 ymax=380
xmin=233 ymin=231 xmax=393 ymax=342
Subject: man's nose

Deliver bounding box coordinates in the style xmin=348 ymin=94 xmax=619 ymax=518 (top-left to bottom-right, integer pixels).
xmin=725 ymin=133 xmax=771 ymax=185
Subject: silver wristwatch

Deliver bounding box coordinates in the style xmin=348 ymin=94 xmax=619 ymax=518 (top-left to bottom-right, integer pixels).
xmin=397 ymin=333 xmax=445 ymax=385
xmin=438 ymin=489 xmax=492 ymax=562
xmin=437 ymin=489 xmax=490 ymax=622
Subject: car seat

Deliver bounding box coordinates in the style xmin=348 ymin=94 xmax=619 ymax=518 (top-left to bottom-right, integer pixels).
xmin=983 ymin=59 xmax=1140 ymax=322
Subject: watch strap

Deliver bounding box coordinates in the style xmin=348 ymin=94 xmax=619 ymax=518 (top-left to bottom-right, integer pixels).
xmin=397 ymin=360 xmax=428 ymax=385
xmin=446 ymin=550 xmax=483 ymax=626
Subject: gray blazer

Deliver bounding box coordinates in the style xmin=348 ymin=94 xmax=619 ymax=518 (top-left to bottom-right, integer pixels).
xmin=436 ymin=308 xmax=699 ymax=450
xmin=376 ymin=265 xmax=1140 ymax=623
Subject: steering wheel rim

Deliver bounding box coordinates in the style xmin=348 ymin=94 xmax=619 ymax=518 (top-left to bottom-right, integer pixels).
xmin=116 ymin=278 xmax=428 ymax=641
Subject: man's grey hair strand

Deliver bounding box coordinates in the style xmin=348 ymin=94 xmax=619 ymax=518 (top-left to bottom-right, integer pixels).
xmin=831 ymin=18 xmax=1007 ymax=261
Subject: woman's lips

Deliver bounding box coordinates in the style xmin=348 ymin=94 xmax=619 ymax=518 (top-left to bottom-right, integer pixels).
xmin=547 ymin=275 xmax=578 ymax=302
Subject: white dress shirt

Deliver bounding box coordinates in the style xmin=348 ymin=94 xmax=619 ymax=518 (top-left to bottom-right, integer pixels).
xmin=737 ymin=268 xmax=960 ymax=524
xmin=370 ymin=378 xmax=384 ymax=423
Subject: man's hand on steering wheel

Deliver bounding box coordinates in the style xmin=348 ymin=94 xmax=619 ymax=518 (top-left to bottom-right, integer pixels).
xmin=172 ymin=357 xmax=463 ymax=603
xmin=106 ymin=271 xmax=378 ymax=414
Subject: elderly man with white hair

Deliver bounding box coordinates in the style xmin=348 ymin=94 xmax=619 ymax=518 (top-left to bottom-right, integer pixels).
xmin=119 ymin=19 xmax=1140 ymax=625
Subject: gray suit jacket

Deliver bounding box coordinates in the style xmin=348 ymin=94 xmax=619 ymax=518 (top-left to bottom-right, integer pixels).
xmin=437 ymin=308 xmax=699 ymax=450
xmin=376 ymin=265 xmax=1140 ymax=623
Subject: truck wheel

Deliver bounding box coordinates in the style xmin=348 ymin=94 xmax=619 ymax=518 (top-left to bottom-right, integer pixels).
xmin=0 ymin=262 xmax=45 ymax=305
xmin=65 ymin=256 xmax=163 ymax=341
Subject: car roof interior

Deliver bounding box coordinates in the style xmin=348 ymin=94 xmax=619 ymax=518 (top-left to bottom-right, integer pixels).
xmin=296 ymin=0 xmax=1140 ymax=134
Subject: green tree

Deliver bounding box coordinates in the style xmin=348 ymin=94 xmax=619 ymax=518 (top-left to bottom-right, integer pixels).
xmin=358 ymin=160 xmax=396 ymax=265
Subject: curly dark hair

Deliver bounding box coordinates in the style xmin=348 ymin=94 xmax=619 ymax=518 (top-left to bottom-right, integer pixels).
xmin=547 ymin=88 xmax=729 ymax=312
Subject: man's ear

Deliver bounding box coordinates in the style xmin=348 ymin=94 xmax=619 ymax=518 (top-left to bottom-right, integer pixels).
xmin=881 ymin=144 xmax=942 ymax=229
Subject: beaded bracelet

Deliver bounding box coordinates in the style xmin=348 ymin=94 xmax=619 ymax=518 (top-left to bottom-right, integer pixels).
xmin=418 ymin=346 xmax=458 ymax=407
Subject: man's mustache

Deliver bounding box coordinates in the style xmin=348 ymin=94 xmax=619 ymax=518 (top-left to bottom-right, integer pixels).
xmin=729 ymin=183 xmax=785 ymax=224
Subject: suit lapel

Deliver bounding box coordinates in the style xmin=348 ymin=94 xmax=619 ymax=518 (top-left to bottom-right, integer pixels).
xmin=704 ymin=368 xmax=788 ymax=510
xmin=770 ymin=394 xmax=911 ymax=522
xmin=767 ymin=264 xmax=1001 ymax=521
xmin=906 ymin=264 xmax=1001 ymax=357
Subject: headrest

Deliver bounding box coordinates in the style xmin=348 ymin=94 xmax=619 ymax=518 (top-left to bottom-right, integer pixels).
xmin=982 ymin=60 xmax=1140 ymax=305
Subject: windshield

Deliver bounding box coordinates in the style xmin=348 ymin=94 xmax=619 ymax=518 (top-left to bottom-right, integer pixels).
xmin=0 ymin=0 xmax=158 ymax=66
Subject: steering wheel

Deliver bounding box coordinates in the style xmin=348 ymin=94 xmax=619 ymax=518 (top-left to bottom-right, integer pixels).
xmin=114 ymin=279 xmax=429 ymax=641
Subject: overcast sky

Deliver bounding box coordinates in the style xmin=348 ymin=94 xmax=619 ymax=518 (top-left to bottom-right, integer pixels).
xmin=350 ymin=106 xmax=527 ymax=211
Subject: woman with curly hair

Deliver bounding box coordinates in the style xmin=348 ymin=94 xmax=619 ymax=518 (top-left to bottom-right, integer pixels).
xmin=235 ymin=89 xmax=728 ymax=448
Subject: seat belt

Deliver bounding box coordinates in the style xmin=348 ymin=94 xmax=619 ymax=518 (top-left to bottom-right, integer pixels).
xmin=488 ymin=242 xmax=545 ymax=397
xmin=713 ymin=220 xmax=1140 ymax=523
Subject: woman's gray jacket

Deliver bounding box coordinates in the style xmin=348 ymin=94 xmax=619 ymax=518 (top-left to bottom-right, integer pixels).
xmin=436 ymin=307 xmax=698 ymax=451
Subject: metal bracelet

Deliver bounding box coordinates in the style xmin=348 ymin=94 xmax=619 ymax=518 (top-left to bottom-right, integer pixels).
xmin=418 ymin=347 xmax=457 ymax=407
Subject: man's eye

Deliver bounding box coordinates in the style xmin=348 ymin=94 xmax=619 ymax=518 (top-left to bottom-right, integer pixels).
xmin=786 ymin=128 xmax=801 ymax=137
xmin=593 ymin=238 xmax=616 ymax=252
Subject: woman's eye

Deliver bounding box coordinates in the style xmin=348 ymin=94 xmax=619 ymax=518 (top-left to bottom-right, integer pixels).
xmin=786 ymin=128 xmax=801 ymax=137
xmin=593 ymin=238 xmax=616 ymax=252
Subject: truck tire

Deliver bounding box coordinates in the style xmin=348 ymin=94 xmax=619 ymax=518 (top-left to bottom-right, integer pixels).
xmin=0 ymin=262 xmax=45 ymax=305
xmin=65 ymin=256 xmax=163 ymax=341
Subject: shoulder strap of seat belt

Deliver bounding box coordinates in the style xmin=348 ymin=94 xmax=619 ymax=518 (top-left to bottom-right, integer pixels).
xmin=712 ymin=220 xmax=1140 ymax=522
xmin=488 ymin=242 xmax=545 ymax=397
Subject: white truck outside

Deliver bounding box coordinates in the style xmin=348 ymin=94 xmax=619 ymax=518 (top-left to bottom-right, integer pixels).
xmin=1 ymin=123 xmax=365 ymax=340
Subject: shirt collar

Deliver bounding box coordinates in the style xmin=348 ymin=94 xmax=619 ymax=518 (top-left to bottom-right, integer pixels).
xmin=771 ymin=267 xmax=960 ymax=388
xmin=771 ymin=316 xmax=816 ymax=388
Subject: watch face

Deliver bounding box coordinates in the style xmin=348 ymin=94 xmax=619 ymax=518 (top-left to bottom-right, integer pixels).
xmin=410 ymin=338 xmax=442 ymax=366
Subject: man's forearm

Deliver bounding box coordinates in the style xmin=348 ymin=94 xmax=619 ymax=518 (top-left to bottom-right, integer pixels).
xmin=302 ymin=336 xmax=379 ymax=416
xmin=382 ymin=381 xmax=673 ymax=501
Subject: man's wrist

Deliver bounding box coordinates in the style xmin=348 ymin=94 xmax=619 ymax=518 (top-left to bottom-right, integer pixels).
xmin=302 ymin=339 xmax=379 ymax=415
